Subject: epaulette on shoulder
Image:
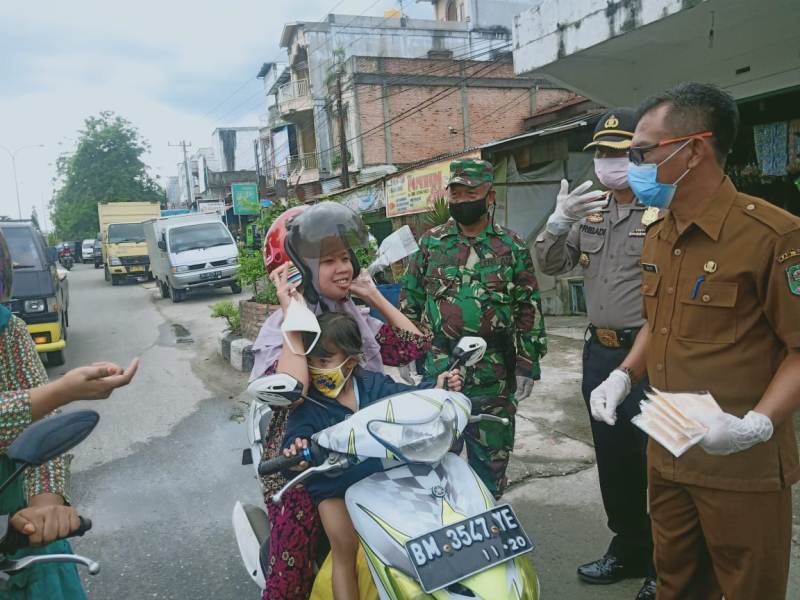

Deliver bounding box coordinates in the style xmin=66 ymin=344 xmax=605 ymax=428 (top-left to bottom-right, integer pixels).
xmin=646 ymin=213 xmax=666 ymax=231
xmin=736 ymin=195 xmax=800 ymax=236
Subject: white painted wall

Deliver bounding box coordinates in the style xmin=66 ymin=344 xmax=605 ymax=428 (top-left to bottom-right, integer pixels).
xmin=512 ymin=0 xmax=800 ymax=105
xmin=213 ymin=128 xmax=260 ymax=172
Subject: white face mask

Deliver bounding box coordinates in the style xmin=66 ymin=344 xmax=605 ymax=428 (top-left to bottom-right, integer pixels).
xmin=594 ymin=157 xmax=631 ymax=190
xmin=281 ymin=298 xmax=320 ymax=355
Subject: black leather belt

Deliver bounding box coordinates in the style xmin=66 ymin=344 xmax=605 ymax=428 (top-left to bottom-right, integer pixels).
xmin=588 ymin=325 xmax=640 ymax=349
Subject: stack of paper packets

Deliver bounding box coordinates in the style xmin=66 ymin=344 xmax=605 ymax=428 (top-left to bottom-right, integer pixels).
xmin=632 ymin=389 xmax=722 ymax=457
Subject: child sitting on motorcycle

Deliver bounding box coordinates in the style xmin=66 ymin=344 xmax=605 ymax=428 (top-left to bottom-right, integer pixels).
xmin=279 ymin=311 xmax=461 ymax=600
xmin=252 ymin=203 xmax=432 ymax=600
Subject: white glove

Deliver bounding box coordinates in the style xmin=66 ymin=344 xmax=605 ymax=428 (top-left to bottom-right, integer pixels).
xmin=516 ymin=376 xmax=534 ymax=400
xmin=696 ymin=410 xmax=773 ymax=456
xmin=589 ymin=369 xmax=631 ymax=426
xmin=546 ymin=179 xmax=608 ymax=235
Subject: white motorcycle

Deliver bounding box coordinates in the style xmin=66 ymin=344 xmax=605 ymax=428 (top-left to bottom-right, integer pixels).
xmin=233 ymin=337 xmax=541 ymax=599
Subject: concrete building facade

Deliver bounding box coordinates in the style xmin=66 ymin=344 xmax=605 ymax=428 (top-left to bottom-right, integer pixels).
xmin=276 ymin=13 xmax=511 ymax=195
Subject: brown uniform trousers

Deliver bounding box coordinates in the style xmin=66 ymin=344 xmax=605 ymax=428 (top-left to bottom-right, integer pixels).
xmin=640 ymin=178 xmax=800 ymax=600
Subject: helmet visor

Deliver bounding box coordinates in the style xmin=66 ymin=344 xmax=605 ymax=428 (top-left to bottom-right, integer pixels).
xmin=287 ymin=202 xmax=369 ymax=259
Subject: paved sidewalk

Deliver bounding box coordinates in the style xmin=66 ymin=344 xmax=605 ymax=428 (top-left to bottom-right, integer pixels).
xmin=506 ymin=316 xmax=800 ymax=599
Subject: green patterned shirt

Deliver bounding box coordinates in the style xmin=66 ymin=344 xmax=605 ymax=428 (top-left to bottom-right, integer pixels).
xmin=401 ymin=219 xmax=547 ymax=399
xmin=0 ymin=316 xmax=69 ymax=501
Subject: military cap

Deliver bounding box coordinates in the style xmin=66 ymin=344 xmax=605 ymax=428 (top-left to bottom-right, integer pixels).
xmin=446 ymin=158 xmax=494 ymax=188
xmin=583 ymin=108 xmax=638 ymax=150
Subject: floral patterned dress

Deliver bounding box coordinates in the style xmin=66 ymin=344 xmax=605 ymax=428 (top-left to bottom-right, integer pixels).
xmin=259 ymin=323 xmax=431 ymax=600
xmin=0 ymin=316 xmax=84 ymax=600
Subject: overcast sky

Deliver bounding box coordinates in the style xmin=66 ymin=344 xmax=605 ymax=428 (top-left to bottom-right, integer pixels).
xmin=0 ymin=0 xmax=430 ymax=231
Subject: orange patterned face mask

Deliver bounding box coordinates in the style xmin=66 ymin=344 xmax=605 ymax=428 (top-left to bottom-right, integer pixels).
xmin=308 ymin=359 xmax=353 ymax=399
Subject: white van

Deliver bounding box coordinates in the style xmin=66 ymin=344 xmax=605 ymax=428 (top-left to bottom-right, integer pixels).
xmin=144 ymin=213 xmax=240 ymax=303
xmin=81 ymin=238 xmax=95 ymax=263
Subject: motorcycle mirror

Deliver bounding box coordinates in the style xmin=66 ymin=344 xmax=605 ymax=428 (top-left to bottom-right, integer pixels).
xmin=451 ymin=336 xmax=487 ymax=368
xmin=247 ymin=373 xmax=304 ymax=407
xmin=6 ymin=410 xmax=99 ymax=467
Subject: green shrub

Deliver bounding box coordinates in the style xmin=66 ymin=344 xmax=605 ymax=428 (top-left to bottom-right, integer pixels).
xmin=426 ymin=196 xmax=450 ymax=227
xmin=210 ymin=300 xmax=241 ymax=336
xmin=253 ymin=278 xmax=279 ymax=305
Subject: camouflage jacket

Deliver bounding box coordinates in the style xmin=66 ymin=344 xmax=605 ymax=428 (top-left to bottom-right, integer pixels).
xmin=400 ymin=219 xmax=547 ymax=399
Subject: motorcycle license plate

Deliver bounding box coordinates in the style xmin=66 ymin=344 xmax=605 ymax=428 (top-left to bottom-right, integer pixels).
xmin=130 ymin=266 xmax=145 ymax=272
xmin=404 ymin=504 xmax=532 ymax=593
xmin=200 ymin=270 xmax=222 ymax=281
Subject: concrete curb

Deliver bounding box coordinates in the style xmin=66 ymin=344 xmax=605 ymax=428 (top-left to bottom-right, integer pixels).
xmin=217 ymin=331 xmax=255 ymax=373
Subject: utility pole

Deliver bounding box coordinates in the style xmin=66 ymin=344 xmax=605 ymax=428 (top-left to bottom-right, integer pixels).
xmin=336 ymin=69 xmax=350 ymax=189
xmin=0 ymin=144 xmax=44 ymax=219
xmin=170 ymin=141 xmax=193 ymax=207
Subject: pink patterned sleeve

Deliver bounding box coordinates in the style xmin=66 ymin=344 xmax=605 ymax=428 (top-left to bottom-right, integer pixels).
xmin=376 ymin=324 xmax=433 ymax=367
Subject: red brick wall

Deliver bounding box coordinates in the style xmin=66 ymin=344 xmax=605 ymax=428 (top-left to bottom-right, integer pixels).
xmin=351 ymin=57 xmax=575 ymax=167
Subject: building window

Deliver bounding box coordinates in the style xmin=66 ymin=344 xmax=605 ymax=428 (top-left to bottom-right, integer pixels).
xmin=446 ymin=0 xmax=458 ymax=21
xmin=569 ymin=280 xmax=587 ymax=314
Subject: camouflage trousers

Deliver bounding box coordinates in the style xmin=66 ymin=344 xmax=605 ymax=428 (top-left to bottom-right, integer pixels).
xmin=451 ymin=398 xmax=516 ymax=499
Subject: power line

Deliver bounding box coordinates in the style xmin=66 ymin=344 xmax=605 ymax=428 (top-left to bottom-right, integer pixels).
xmin=197 ymin=0 xmax=369 ymax=121
xmin=262 ymin=44 xmax=512 ymax=164
xmin=319 ymin=58 xmax=505 ymax=158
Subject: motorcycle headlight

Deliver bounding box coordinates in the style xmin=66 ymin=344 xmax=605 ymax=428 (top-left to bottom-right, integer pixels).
xmin=109 ymin=256 xmax=122 ymax=266
xmin=24 ymin=299 xmax=46 ymax=313
xmin=226 ymin=256 xmax=239 ymax=265
xmin=367 ymin=399 xmax=457 ymax=464
xmin=171 ymin=265 xmax=190 ymax=273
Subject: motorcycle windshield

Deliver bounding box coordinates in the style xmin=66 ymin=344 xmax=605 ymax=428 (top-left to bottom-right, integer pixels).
xmin=313 ymin=389 xmax=471 ymax=460
xmin=366 ymin=400 xmax=457 ymax=463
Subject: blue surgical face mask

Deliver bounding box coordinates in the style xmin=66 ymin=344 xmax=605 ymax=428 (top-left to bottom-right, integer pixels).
xmin=627 ymin=139 xmax=693 ymax=208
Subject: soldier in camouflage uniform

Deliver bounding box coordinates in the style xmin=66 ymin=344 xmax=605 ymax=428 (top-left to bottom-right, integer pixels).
xmin=400 ymin=158 xmax=547 ymax=498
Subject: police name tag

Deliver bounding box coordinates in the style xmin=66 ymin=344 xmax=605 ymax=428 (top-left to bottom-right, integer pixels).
xmin=641 ymin=263 xmax=659 ymax=273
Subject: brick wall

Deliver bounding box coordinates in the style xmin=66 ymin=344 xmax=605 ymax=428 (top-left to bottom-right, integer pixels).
xmin=351 ymin=57 xmax=575 ymax=168
xmin=240 ymin=299 xmax=279 ymax=341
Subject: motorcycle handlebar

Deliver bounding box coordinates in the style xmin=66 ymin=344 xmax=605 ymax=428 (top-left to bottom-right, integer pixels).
xmin=0 ymin=516 xmax=92 ymax=555
xmin=258 ymin=443 xmax=318 ymax=477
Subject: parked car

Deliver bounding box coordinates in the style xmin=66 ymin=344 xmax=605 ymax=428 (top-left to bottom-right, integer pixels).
xmin=0 ymin=221 xmax=69 ymax=366
xmin=81 ymin=238 xmax=95 ymax=263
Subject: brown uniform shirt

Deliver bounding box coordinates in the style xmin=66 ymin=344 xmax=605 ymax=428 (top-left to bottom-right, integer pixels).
xmin=641 ymin=177 xmax=800 ymax=492
xmin=535 ymin=194 xmax=659 ymax=329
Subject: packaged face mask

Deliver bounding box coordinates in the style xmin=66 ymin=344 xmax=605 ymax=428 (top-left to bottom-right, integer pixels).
xmin=281 ymin=298 xmax=320 ymax=355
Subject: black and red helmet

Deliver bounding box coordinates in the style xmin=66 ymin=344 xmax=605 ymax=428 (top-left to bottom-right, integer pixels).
xmin=262 ymin=206 xmax=307 ymax=274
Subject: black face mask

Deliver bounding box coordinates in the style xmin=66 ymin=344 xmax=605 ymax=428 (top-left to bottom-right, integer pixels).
xmin=449 ymin=192 xmax=489 ymax=226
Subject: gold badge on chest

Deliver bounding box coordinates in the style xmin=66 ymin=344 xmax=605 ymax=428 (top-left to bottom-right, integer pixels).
xmin=579 ymin=253 xmax=590 ymax=267
xmin=703 ymin=260 xmax=718 ymax=274
xmin=587 ymin=213 xmax=604 ymax=224
xmin=641 ymin=207 xmax=659 ymax=227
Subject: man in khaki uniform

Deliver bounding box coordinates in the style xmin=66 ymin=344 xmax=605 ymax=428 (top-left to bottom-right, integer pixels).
xmin=591 ymin=82 xmax=800 ymax=599
xmin=536 ymin=108 xmax=657 ymax=600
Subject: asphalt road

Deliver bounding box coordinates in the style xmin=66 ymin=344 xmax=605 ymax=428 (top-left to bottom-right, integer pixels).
xmin=46 ymin=262 xmax=262 ymax=599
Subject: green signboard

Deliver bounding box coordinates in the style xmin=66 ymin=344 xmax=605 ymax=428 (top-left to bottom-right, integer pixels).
xmin=231 ymin=183 xmax=259 ymax=216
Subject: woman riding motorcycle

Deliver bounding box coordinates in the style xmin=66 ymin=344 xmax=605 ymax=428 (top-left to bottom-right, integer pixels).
xmin=250 ymin=202 xmax=431 ymax=600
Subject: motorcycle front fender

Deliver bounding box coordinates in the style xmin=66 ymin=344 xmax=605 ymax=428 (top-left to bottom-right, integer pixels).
xmin=345 ymin=454 xmax=539 ymax=600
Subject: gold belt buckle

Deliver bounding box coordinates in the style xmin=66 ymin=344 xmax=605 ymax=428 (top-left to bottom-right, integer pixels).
xmin=595 ymin=328 xmax=621 ymax=348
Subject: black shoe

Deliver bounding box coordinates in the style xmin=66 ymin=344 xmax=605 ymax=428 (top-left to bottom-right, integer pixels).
xmin=577 ymin=554 xmax=647 ymax=584
xmin=635 ymin=577 xmax=656 ymax=600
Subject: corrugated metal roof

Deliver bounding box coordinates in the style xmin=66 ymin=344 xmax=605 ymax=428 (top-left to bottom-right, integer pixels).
xmin=480 ymin=111 xmax=605 ymax=150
